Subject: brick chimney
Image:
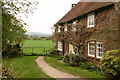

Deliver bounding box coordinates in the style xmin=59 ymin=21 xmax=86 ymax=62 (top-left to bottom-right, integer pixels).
xmin=72 ymin=4 xmax=76 ymax=8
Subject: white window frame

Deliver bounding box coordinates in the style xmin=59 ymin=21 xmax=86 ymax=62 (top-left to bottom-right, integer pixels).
xmin=72 ymin=21 xmax=76 ymax=31
xmin=58 ymin=26 xmax=61 ymax=32
xmin=96 ymin=42 xmax=103 ymax=58
xmin=58 ymin=41 xmax=62 ymax=51
xmin=72 ymin=45 xmax=75 ymax=54
xmin=88 ymin=41 xmax=95 ymax=57
xmin=87 ymin=13 xmax=95 ymax=28
xmin=64 ymin=24 xmax=67 ymax=31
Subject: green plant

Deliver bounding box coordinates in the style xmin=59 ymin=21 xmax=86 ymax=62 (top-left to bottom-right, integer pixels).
xmin=49 ymin=50 xmax=59 ymax=56
xmin=63 ymin=53 xmax=86 ymax=66
xmin=100 ymin=49 xmax=120 ymax=78
xmin=45 ymin=56 xmax=107 ymax=78
xmin=80 ymin=62 xmax=101 ymax=72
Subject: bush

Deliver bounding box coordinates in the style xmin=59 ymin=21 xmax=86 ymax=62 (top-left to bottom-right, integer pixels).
xmin=100 ymin=49 xmax=120 ymax=78
xmin=49 ymin=49 xmax=59 ymax=56
xmin=80 ymin=62 xmax=101 ymax=72
xmin=63 ymin=53 xmax=86 ymax=66
xmin=2 ymin=44 xmax=23 ymax=58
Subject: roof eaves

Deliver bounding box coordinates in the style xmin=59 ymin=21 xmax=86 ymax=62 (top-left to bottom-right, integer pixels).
xmin=57 ymin=3 xmax=114 ymax=25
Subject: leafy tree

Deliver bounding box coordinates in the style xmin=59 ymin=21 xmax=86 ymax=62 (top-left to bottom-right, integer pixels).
xmin=1 ymin=0 xmax=38 ymax=57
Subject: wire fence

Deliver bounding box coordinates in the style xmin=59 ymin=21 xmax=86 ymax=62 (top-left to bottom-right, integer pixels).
xmin=22 ymin=47 xmax=53 ymax=56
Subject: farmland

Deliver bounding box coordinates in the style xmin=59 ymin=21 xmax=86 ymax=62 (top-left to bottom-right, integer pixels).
xmin=22 ymin=40 xmax=54 ymax=55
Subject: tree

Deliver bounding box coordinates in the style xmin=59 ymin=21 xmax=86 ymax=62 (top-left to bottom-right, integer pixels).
xmin=1 ymin=0 xmax=38 ymax=57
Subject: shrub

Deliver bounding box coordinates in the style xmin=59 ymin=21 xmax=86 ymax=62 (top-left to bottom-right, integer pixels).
xmin=100 ymin=49 xmax=120 ymax=78
xmin=63 ymin=53 xmax=86 ymax=66
xmin=49 ymin=49 xmax=59 ymax=56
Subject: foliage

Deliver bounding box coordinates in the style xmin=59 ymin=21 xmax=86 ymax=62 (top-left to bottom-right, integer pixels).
xmin=49 ymin=50 xmax=59 ymax=56
xmin=2 ymin=0 xmax=38 ymax=57
xmin=63 ymin=53 xmax=86 ymax=66
xmin=2 ymin=10 xmax=27 ymax=57
xmin=2 ymin=44 xmax=23 ymax=58
xmin=80 ymin=62 xmax=100 ymax=71
xmin=100 ymin=49 xmax=120 ymax=77
xmin=45 ymin=56 xmax=107 ymax=78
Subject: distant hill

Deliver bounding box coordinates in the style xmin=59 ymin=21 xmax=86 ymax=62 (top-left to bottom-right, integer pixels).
xmin=25 ymin=32 xmax=51 ymax=37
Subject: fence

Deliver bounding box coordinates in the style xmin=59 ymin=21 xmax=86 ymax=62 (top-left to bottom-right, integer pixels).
xmin=22 ymin=47 xmax=52 ymax=56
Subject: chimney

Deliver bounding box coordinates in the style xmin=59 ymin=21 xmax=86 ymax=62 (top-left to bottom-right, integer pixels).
xmin=72 ymin=4 xmax=76 ymax=8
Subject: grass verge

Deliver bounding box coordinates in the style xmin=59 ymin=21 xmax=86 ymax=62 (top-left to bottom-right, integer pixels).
xmin=3 ymin=56 xmax=51 ymax=78
xmin=44 ymin=56 xmax=107 ymax=79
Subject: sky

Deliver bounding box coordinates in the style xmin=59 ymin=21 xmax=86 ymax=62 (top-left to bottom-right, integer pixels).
xmin=21 ymin=0 xmax=80 ymax=34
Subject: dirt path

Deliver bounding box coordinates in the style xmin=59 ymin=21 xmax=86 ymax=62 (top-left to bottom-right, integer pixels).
xmin=35 ymin=56 xmax=83 ymax=79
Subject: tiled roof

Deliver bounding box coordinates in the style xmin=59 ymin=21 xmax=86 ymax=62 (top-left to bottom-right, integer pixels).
xmin=57 ymin=2 xmax=113 ymax=24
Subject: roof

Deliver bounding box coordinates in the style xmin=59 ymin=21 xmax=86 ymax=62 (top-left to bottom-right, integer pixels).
xmin=57 ymin=2 xmax=113 ymax=24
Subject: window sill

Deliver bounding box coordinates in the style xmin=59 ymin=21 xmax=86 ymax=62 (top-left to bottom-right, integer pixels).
xmin=87 ymin=55 xmax=95 ymax=59
xmin=87 ymin=26 xmax=94 ymax=28
xmin=87 ymin=56 xmax=102 ymax=60
xmin=96 ymin=57 xmax=102 ymax=60
xmin=58 ymin=49 xmax=62 ymax=51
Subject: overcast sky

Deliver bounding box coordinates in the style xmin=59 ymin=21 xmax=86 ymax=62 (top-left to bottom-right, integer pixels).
xmin=21 ymin=0 xmax=80 ymax=34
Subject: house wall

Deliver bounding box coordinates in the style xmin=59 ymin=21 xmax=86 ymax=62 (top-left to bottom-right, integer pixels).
xmin=54 ymin=4 xmax=120 ymax=64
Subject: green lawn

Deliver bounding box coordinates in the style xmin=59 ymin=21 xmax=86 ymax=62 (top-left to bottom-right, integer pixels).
xmin=45 ymin=56 xmax=107 ymax=79
xmin=22 ymin=40 xmax=54 ymax=55
xmin=3 ymin=56 xmax=51 ymax=78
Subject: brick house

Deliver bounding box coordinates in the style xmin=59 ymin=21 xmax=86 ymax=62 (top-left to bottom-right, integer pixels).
xmin=54 ymin=2 xmax=120 ymax=64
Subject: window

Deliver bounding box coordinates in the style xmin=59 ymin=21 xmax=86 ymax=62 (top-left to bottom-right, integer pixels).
xmin=72 ymin=21 xmax=76 ymax=31
xmin=88 ymin=41 xmax=95 ymax=57
xmin=64 ymin=24 xmax=67 ymax=31
xmin=88 ymin=41 xmax=103 ymax=58
xmin=96 ymin=42 xmax=103 ymax=58
xmin=58 ymin=26 xmax=61 ymax=32
xmin=58 ymin=41 xmax=62 ymax=51
xmin=69 ymin=44 xmax=75 ymax=54
xmin=87 ymin=13 xmax=94 ymax=28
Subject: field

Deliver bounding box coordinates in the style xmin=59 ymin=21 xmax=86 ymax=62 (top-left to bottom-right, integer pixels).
xmin=23 ymin=40 xmax=53 ymax=47
xmin=3 ymin=40 xmax=54 ymax=78
xmin=22 ymin=40 xmax=54 ymax=55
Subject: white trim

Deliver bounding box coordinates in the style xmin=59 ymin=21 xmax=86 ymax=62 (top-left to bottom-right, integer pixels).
xmin=58 ymin=41 xmax=62 ymax=51
xmin=72 ymin=45 xmax=75 ymax=54
xmin=96 ymin=42 xmax=103 ymax=58
xmin=58 ymin=26 xmax=61 ymax=32
xmin=64 ymin=24 xmax=67 ymax=31
xmin=87 ymin=13 xmax=95 ymax=28
xmin=72 ymin=21 xmax=76 ymax=31
xmin=88 ymin=41 xmax=95 ymax=57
